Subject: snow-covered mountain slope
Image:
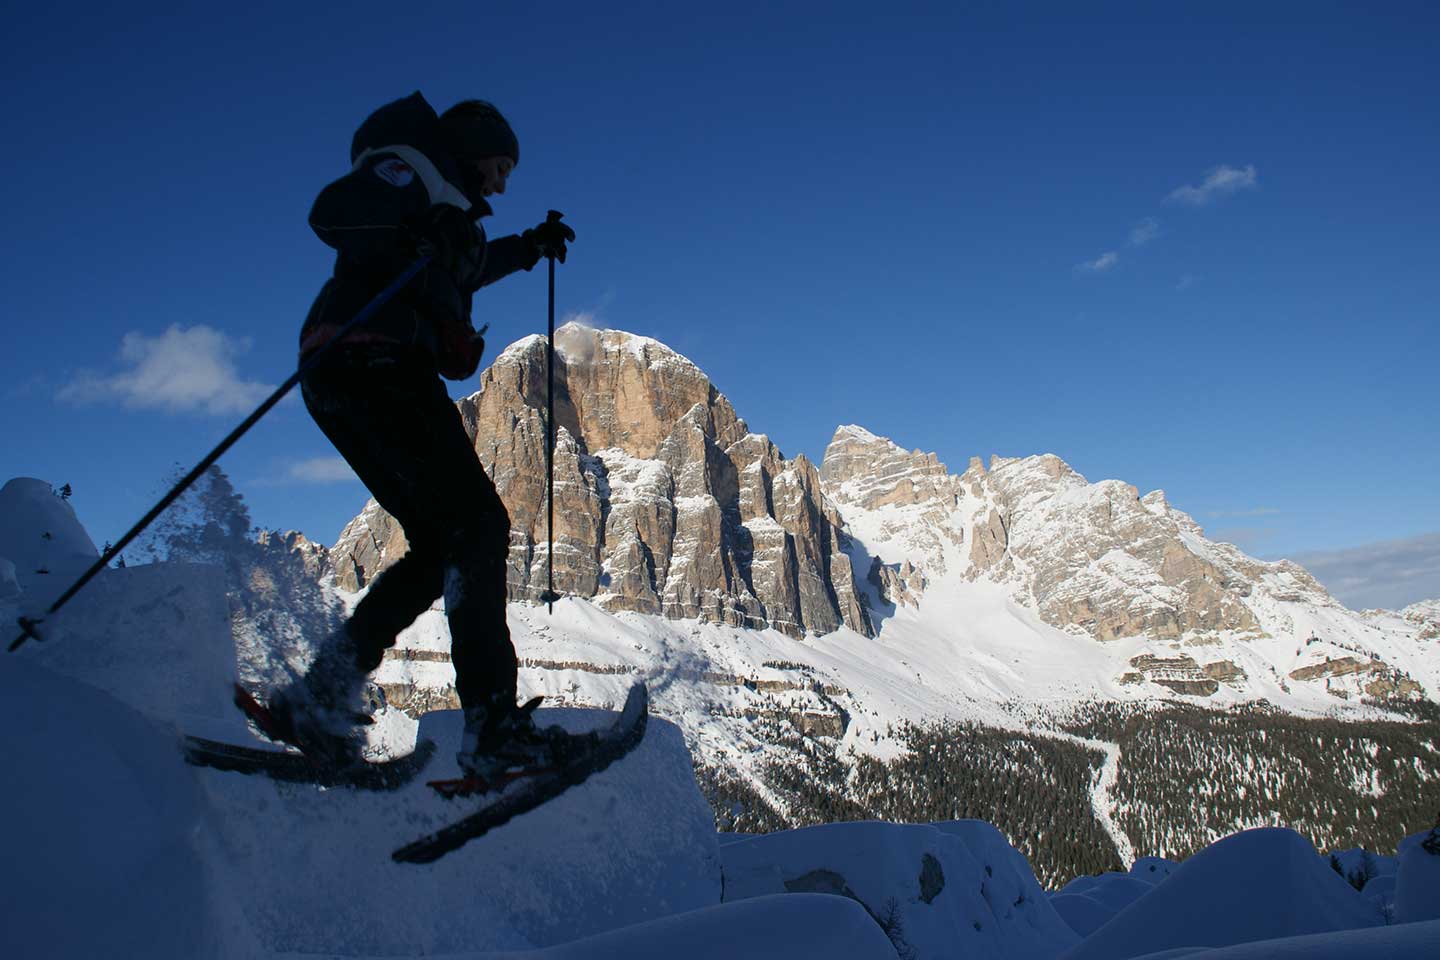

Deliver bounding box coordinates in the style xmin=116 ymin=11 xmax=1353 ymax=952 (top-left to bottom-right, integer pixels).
xmin=324 ymin=327 xmax=1435 ymax=723
xmin=821 ymin=425 xmax=1437 ymax=708
xmin=6 ymin=632 xmax=1438 ymax=959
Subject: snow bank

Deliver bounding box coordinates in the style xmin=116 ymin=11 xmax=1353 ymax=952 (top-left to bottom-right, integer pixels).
xmin=1127 ymin=918 xmax=1440 ymax=959
xmin=1394 ymin=828 xmax=1440 ymax=923
xmin=1062 ymin=828 xmax=1384 ymax=960
xmin=197 ymin=706 xmax=720 ymax=955
xmin=720 ymin=819 xmax=1078 ymax=959
xmin=0 ymin=555 xmax=18 ymax=600
xmin=1050 ymin=892 xmax=1121 ymax=939
xmin=24 ymin=561 xmax=244 ymax=732
xmin=0 ymin=477 xmax=98 ymax=611
xmin=1050 ymin=871 xmax=1159 ymax=937
xmin=0 ymin=657 xmax=260 ymax=960
xmin=1129 ymin=856 xmax=1178 ymax=884
xmin=1327 ymin=846 xmax=1398 ymax=883
xmin=459 ymin=894 xmax=899 ymax=959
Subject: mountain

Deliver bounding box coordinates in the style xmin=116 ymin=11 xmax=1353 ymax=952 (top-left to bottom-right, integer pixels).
xmin=330 ymin=324 xmax=870 ymax=638
xmin=328 ymin=323 xmax=1435 ymax=713
xmin=823 ymin=426 xmax=1431 ymax=703
xmin=294 ymin=324 xmax=1440 ymax=881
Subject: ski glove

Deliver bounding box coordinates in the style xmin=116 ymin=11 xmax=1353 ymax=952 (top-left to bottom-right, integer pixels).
xmin=522 ymin=215 xmax=576 ymax=265
xmin=403 ymin=204 xmax=485 ymax=289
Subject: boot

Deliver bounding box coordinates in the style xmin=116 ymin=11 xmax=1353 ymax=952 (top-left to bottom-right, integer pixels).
xmin=266 ymin=625 xmax=369 ymax=768
xmin=457 ymin=695 xmax=598 ymax=780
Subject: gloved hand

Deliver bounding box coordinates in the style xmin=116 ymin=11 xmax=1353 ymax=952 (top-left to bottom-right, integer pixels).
xmin=522 ymin=212 xmax=576 ymax=264
xmin=403 ymin=204 xmax=484 ymax=286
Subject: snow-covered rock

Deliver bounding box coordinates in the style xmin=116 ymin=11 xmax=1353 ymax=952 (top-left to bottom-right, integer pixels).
xmin=720 ymin=819 xmax=1078 ymax=959
xmin=1061 ymin=828 xmax=1384 ymax=960
xmin=0 ymin=555 xmax=18 ymax=600
xmin=470 ymin=894 xmax=900 ymax=959
xmin=0 ymin=477 xmax=98 ymax=611
xmin=1125 ymin=918 xmax=1440 ymax=959
xmin=1050 ymin=871 xmax=1157 ymax=935
xmin=1394 ymin=827 xmax=1440 ymax=923
xmin=1050 ymin=891 xmax=1119 ymax=939
xmin=197 ymin=705 xmax=720 ymax=955
xmin=0 ymin=657 xmax=261 ymax=960
xmin=1129 ymin=855 xmax=1178 ymax=884
xmin=24 ymin=561 xmax=241 ymax=730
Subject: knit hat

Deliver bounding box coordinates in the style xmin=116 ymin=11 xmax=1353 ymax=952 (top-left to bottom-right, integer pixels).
xmin=438 ymin=100 xmax=519 ymax=165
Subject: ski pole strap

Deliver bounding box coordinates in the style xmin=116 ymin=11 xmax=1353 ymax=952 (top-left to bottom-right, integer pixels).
xmin=8 ymin=255 xmax=431 ymax=653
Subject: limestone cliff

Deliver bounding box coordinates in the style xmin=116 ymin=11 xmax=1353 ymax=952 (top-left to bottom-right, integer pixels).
xmin=327 ymin=324 xmax=872 ymax=638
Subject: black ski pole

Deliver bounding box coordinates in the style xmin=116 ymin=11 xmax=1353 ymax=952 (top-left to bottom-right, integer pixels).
xmin=9 ymin=255 xmax=431 ymax=653
xmin=538 ymin=211 xmax=565 ymax=614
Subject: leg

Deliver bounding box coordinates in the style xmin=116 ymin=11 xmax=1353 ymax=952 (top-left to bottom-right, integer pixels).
xmin=442 ymin=469 xmax=517 ymax=710
xmin=302 ymin=348 xmax=519 ymax=710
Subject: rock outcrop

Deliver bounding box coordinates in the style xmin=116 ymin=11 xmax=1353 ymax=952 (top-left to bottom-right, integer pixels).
xmin=962 ymin=458 xmax=1263 ymax=642
xmin=819 ymin=425 xmax=965 ymax=582
xmin=326 ymin=325 xmax=872 ymax=639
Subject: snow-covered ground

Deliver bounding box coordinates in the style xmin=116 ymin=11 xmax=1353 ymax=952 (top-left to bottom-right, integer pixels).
xmin=2 ymin=547 xmax=1438 ymax=958
xmin=4 ymin=477 xmax=1440 ymax=958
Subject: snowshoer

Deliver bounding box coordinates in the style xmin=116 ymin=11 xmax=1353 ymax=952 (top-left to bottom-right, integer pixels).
xmin=268 ymin=92 xmax=577 ymax=778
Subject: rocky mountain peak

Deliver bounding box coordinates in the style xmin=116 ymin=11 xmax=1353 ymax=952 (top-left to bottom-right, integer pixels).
xmin=328 ymin=326 xmax=872 ymax=638
xmin=820 ymin=425 xmax=960 ymax=512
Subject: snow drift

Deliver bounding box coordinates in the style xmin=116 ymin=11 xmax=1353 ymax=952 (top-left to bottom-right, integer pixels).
xmin=720 ymin=818 xmax=1078 ymax=959
xmin=1060 ymin=827 xmax=1384 ymax=960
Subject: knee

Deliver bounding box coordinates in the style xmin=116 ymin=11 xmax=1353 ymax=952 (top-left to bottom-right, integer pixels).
xmin=448 ymin=515 xmax=509 ymax=569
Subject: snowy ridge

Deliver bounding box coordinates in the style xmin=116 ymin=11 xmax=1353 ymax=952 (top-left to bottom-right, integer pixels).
xmin=821 ymin=429 xmax=1438 ymax=712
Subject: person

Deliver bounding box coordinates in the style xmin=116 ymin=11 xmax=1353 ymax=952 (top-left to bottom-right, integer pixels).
xmin=268 ymin=92 xmax=578 ymax=779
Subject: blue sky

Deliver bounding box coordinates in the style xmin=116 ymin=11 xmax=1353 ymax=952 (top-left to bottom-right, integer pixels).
xmin=2 ymin=2 xmax=1437 ymax=607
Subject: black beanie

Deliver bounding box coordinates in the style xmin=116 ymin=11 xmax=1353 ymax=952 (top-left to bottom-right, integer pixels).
xmin=438 ymin=100 xmax=520 ymax=165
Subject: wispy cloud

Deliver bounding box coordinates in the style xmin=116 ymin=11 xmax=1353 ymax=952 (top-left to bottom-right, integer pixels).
xmin=1075 ymin=251 xmax=1120 ymax=274
xmin=1177 ymin=274 xmax=1197 ymax=291
xmin=1166 ymin=164 xmax=1259 ymax=206
xmin=1128 ymin=217 xmax=1161 ymax=246
xmin=562 ymin=310 xmax=599 ymax=328
xmin=284 ymin=457 xmax=357 ymax=484
xmin=1207 ymin=507 xmax=1281 ymax=518
xmin=58 ymin=325 xmax=275 ymax=415
xmin=1288 ymin=532 xmax=1440 ymax=612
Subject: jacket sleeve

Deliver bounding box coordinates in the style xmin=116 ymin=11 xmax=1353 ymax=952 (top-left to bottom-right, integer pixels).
xmin=308 ymin=153 xmax=432 ymax=265
xmin=476 ymin=233 xmax=542 ymax=287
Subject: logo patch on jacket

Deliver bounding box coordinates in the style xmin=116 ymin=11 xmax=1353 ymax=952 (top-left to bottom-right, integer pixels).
xmin=373 ymin=158 xmax=415 ymax=187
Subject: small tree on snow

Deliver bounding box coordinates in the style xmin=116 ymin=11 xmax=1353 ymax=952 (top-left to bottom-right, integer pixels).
xmin=1423 ymin=812 xmax=1440 ymax=856
xmin=873 ymin=898 xmax=917 ymax=960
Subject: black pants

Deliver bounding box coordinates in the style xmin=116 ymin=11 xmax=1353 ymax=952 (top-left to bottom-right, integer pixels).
xmin=301 ymin=346 xmax=515 ymax=711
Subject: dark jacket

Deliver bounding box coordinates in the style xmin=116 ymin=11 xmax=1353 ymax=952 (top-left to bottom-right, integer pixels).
xmin=300 ymin=92 xmax=538 ymax=369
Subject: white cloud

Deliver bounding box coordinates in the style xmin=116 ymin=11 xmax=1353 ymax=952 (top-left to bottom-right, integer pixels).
xmin=1177 ymin=274 xmax=1196 ymax=291
xmin=1128 ymin=217 xmax=1161 ymax=246
xmin=1166 ymin=164 xmax=1259 ymax=206
xmin=1289 ymin=532 xmax=1440 ymax=612
xmin=284 ymin=457 xmax=357 ymax=484
xmin=562 ymin=310 xmax=599 ymax=328
xmin=58 ymin=325 xmax=275 ymax=415
xmin=1075 ymin=251 xmax=1120 ymax=274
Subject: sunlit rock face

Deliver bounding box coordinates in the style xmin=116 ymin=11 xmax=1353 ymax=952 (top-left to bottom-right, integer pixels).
xmin=327 ymin=324 xmax=873 ymax=638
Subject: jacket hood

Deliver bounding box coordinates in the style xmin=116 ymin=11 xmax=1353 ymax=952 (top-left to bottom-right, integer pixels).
xmin=348 ymin=92 xmax=489 ymax=210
